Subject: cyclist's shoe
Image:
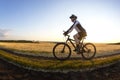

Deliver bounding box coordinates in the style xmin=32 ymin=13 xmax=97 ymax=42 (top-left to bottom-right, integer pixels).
xmin=76 ymin=51 xmax=80 ymax=54
xmin=74 ymin=45 xmax=79 ymax=52
xmin=76 ymin=48 xmax=80 ymax=54
xmin=73 ymin=49 xmax=77 ymax=52
xmin=73 ymin=48 xmax=80 ymax=54
xmin=77 ymin=50 xmax=83 ymax=54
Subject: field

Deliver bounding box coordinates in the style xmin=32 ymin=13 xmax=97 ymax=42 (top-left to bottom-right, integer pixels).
xmin=0 ymin=42 xmax=120 ymax=71
xmin=0 ymin=42 xmax=120 ymax=57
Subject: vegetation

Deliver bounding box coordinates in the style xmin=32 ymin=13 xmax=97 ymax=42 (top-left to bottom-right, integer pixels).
xmin=0 ymin=40 xmax=35 ymax=43
xmin=0 ymin=42 xmax=55 ymax=53
xmin=0 ymin=42 xmax=120 ymax=71
xmin=108 ymin=42 xmax=120 ymax=45
xmin=0 ymin=50 xmax=120 ymax=71
xmin=0 ymin=42 xmax=120 ymax=55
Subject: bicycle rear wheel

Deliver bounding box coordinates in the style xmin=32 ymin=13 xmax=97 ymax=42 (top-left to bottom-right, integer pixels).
xmin=81 ymin=43 xmax=96 ymax=60
xmin=53 ymin=43 xmax=71 ymax=60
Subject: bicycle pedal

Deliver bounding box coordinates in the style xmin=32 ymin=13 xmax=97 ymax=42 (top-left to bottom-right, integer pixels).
xmin=77 ymin=51 xmax=83 ymax=54
xmin=73 ymin=49 xmax=77 ymax=52
xmin=77 ymin=52 xmax=81 ymax=54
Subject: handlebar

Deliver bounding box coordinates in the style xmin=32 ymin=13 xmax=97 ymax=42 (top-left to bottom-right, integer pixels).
xmin=63 ymin=30 xmax=85 ymax=41
xmin=63 ymin=31 xmax=70 ymax=37
xmin=65 ymin=35 xmax=70 ymax=37
xmin=63 ymin=31 xmax=75 ymax=41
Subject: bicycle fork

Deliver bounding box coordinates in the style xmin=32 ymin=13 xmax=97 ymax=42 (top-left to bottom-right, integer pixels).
xmin=61 ymin=45 xmax=66 ymax=53
xmin=61 ymin=40 xmax=69 ymax=53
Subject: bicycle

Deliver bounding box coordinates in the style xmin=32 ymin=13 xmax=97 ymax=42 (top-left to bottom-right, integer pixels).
xmin=53 ymin=34 xmax=96 ymax=60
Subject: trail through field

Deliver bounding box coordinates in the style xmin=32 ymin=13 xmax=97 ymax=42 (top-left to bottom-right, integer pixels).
xmin=96 ymin=50 xmax=120 ymax=58
xmin=1 ymin=47 xmax=120 ymax=60
xmin=0 ymin=42 xmax=120 ymax=80
xmin=95 ymin=44 xmax=120 ymax=58
xmin=0 ymin=49 xmax=120 ymax=80
xmin=0 ymin=57 xmax=120 ymax=80
xmin=0 ymin=59 xmax=30 ymax=80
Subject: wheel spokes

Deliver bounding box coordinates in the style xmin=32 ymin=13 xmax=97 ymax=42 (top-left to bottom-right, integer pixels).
xmin=82 ymin=43 xmax=96 ymax=60
xmin=53 ymin=43 xmax=71 ymax=60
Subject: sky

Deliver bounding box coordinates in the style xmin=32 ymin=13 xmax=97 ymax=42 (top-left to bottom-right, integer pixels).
xmin=0 ymin=0 xmax=120 ymax=43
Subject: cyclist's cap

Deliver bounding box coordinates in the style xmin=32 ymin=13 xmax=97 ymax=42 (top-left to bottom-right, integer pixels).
xmin=70 ymin=14 xmax=77 ymax=19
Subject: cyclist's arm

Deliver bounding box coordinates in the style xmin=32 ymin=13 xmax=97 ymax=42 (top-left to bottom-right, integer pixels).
xmin=67 ymin=21 xmax=79 ymax=34
xmin=67 ymin=25 xmax=74 ymax=34
xmin=64 ymin=27 xmax=73 ymax=36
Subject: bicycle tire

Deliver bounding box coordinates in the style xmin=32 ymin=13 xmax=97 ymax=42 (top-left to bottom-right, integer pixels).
xmin=81 ymin=43 xmax=96 ymax=60
xmin=53 ymin=43 xmax=71 ymax=60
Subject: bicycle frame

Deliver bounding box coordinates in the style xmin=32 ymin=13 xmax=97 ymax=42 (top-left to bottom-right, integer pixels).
xmin=65 ymin=35 xmax=85 ymax=50
xmin=53 ymin=34 xmax=96 ymax=60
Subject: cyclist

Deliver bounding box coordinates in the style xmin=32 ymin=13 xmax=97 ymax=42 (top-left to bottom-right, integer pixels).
xmin=64 ymin=14 xmax=87 ymax=53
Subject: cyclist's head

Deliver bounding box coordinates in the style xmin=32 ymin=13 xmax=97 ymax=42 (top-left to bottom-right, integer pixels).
xmin=70 ymin=14 xmax=77 ymax=22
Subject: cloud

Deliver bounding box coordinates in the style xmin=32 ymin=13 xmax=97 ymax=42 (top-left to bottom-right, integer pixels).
xmin=0 ymin=29 xmax=11 ymax=38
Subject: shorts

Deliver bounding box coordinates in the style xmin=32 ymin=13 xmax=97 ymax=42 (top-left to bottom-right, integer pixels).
xmin=78 ymin=31 xmax=87 ymax=40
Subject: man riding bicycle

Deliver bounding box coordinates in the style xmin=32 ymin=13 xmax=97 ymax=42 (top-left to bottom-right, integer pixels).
xmin=64 ymin=14 xmax=87 ymax=53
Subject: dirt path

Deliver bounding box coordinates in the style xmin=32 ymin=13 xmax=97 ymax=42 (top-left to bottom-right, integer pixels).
xmin=0 ymin=48 xmax=120 ymax=80
xmin=1 ymin=48 xmax=120 ymax=60
xmin=1 ymin=48 xmax=120 ymax=80
xmin=0 ymin=59 xmax=33 ymax=80
xmin=1 ymin=48 xmax=120 ymax=61
xmin=0 ymin=58 xmax=120 ymax=80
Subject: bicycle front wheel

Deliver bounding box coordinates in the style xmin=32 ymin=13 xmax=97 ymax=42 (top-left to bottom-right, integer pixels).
xmin=53 ymin=43 xmax=71 ymax=60
xmin=81 ymin=43 xmax=96 ymax=60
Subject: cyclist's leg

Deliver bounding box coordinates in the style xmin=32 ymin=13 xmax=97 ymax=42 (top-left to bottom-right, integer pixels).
xmin=78 ymin=32 xmax=84 ymax=48
xmin=73 ymin=33 xmax=80 ymax=52
xmin=74 ymin=33 xmax=83 ymax=44
xmin=73 ymin=33 xmax=80 ymax=45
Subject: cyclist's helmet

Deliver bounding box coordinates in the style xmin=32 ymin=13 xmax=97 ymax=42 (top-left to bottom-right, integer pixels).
xmin=70 ymin=14 xmax=77 ymax=19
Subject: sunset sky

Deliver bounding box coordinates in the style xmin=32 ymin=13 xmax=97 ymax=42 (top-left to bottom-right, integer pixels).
xmin=0 ymin=0 xmax=120 ymax=43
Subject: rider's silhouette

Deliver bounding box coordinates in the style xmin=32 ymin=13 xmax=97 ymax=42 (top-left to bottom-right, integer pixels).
xmin=64 ymin=14 xmax=87 ymax=53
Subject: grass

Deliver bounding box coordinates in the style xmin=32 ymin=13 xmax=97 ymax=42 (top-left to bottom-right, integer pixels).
xmin=0 ymin=42 xmax=120 ymax=57
xmin=0 ymin=42 xmax=120 ymax=54
xmin=0 ymin=50 xmax=120 ymax=71
xmin=0 ymin=42 xmax=120 ymax=71
xmin=0 ymin=42 xmax=55 ymax=53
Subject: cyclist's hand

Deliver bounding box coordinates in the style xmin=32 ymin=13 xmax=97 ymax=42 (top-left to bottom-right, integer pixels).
xmin=63 ymin=32 xmax=67 ymax=36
